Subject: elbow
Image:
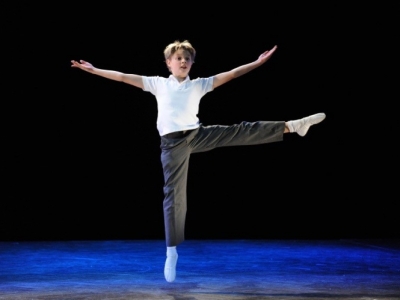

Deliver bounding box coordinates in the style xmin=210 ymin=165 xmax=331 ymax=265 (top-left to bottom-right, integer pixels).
xmin=228 ymin=73 xmax=237 ymax=80
xmin=120 ymin=73 xmax=128 ymax=82
xmin=232 ymin=70 xmax=245 ymax=79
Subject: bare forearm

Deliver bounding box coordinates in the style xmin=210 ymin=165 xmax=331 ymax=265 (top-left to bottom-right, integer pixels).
xmin=213 ymin=60 xmax=262 ymax=88
xmin=71 ymin=59 xmax=143 ymax=88
xmin=89 ymin=68 xmax=143 ymax=88
xmin=213 ymin=46 xmax=277 ymax=88
xmin=91 ymin=68 xmax=125 ymax=81
xmin=230 ymin=60 xmax=262 ymax=78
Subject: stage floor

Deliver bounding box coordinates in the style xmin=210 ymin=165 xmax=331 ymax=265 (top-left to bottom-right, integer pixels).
xmin=1 ymin=239 xmax=399 ymax=300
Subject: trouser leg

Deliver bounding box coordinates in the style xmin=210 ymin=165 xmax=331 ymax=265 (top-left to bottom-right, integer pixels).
xmin=190 ymin=121 xmax=285 ymax=152
xmin=160 ymin=139 xmax=191 ymax=247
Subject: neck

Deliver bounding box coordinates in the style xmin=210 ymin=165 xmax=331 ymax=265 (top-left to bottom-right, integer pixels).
xmin=173 ymin=75 xmax=187 ymax=83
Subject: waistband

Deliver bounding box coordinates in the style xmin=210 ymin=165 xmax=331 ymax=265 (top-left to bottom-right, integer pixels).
xmin=162 ymin=129 xmax=194 ymax=139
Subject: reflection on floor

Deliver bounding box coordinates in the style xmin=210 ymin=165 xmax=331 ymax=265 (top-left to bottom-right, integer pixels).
xmin=1 ymin=239 xmax=400 ymax=300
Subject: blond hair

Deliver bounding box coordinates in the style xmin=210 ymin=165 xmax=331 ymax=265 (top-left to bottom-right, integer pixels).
xmin=164 ymin=40 xmax=196 ymax=71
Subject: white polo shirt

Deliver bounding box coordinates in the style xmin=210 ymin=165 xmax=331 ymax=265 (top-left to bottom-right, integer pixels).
xmin=142 ymin=75 xmax=214 ymax=136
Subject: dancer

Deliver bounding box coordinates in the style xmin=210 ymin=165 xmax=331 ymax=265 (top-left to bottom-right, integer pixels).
xmin=71 ymin=40 xmax=326 ymax=282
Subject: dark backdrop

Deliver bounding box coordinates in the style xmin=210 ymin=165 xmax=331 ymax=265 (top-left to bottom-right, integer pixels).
xmin=3 ymin=3 xmax=397 ymax=241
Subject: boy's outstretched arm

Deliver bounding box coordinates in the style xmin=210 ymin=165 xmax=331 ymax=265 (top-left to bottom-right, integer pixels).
xmin=212 ymin=45 xmax=277 ymax=89
xmin=71 ymin=60 xmax=144 ymax=89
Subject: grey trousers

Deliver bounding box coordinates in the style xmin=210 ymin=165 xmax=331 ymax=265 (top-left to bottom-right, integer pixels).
xmin=160 ymin=121 xmax=285 ymax=246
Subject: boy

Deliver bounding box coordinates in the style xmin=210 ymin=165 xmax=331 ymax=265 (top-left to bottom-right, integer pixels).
xmin=71 ymin=40 xmax=326 ymax=282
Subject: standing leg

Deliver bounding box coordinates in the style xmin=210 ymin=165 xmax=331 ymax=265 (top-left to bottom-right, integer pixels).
xmin=161 ymin=147 xmax=190 ymax=247
xmin=160 ymin=137 xmax=191 ymax=282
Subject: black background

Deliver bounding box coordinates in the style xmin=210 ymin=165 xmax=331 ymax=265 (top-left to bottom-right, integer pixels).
xmin=3 ymin=3 xmax=397 ymax=241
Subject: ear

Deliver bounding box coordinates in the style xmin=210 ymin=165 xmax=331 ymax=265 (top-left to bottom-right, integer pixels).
xmin=166 ymin=58 xmax=171 ymax=67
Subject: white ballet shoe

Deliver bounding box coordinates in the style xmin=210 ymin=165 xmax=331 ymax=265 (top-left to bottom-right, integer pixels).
xmin=287 ymin=113 xmax=326 ymax=136
xmin=164 ymin=254 xmax=178 ymax=282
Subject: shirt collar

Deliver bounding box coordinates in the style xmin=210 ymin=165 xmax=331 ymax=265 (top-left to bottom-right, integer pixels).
xmin=169 ymin=74 xmax=190 ymax=83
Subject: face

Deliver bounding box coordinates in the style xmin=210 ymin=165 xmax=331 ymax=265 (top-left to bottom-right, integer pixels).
xmin=166 ymin=49 xmax=193 ymax=81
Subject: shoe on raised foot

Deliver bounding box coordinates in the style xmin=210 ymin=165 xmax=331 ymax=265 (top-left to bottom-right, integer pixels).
xmin=287 ymin=113 xmax=326 ymax=137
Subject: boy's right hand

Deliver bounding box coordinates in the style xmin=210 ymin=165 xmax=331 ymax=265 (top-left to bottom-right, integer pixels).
xmin=71 ymin=60 xmax=94 ymax=72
